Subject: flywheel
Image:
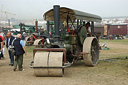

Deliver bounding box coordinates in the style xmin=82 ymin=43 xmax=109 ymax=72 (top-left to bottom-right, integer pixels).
xmin=79 ymin=26 xmax=87 ymax=45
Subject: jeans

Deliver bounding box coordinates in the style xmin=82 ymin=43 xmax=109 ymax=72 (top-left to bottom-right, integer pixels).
xmin=8 ymin=51 xmax=14 ymax=64
xmin=14 ymin=54 xmax=23 ymax=71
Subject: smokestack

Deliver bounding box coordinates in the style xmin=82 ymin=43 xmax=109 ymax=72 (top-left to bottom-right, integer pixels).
xmin=35 ymin=20 xmax=38 ymax=32
xmin=19 ymin=23 xmax=22 ymax=34
xmin=47 ymin=21 xmax=50 ymax=35
xmin=53 ymin=5 xmax=60 ymax=41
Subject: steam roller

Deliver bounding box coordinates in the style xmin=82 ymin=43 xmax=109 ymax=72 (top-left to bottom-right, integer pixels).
xmin=30 ymin=5 xmax=102 ymax=77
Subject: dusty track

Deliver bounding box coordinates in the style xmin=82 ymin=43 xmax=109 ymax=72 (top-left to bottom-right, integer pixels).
xmin=0 ymin=42 xmax=128 ymax=85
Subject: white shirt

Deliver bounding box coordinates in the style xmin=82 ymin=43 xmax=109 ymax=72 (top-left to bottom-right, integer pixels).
xmin=8 ymin=38 xmax=10 ymax=46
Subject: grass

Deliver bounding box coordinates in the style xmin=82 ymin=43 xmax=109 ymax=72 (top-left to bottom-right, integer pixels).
xmin=99 ymin=38 xmax=128 ymax=59
xmin=26 ymin=46 xmax=35 ymax=52
xmin=100 ymin=49 xmax=128 ymax=59
xmin=98 ymin=38 xmax=128 ymax=78
xmin=99 ymin=38 xmax=128 ymax=45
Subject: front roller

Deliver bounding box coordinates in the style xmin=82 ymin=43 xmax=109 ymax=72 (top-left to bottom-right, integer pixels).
xmin=34 ymin=52 xmax=49 ymax=76
xmin=31 ymin=48 xmax=66 ymax=77
xmin=83 ymin=37 xmax=99 ymax=66
xmin=49 ymin=52 xmax=64 ymax=76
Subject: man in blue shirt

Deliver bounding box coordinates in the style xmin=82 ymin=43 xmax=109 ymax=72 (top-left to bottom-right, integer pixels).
xmin=13 ymin=34 xmax=27 ymax=71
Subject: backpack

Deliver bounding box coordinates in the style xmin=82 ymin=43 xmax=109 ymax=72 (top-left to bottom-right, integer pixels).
xmin=8 ymin=38 xmax=16 ymax=55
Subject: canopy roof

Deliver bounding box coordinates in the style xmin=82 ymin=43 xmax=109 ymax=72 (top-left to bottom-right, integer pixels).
xmin=43 ymin=7 xmax=102 ymax=22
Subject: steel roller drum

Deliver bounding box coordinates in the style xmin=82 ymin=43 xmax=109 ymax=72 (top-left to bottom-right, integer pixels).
xmin=48 ymin=52 xmax=63 ymax=76
xmin=34 ymin=52 xmax=64 ymax=77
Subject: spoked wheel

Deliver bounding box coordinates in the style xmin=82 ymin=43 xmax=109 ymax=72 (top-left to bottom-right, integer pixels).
xmin=83 ymin=37 xmax=99 ymax=66
xmin=25 ymin=37 xmax=30 ymax=46
xmin=25 ymin=37 xmax=34 ymax=46
xmin=43 ymin=39 xmax=51 ymax=48
xmin=38 ymin=40 xmax=44 ymax=48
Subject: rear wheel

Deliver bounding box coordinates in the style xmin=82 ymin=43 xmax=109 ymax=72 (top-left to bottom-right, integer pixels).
xmin=83 ymin=37 xmax=99 ymax=66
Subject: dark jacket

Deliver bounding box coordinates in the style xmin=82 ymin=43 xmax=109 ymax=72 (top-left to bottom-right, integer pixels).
xmin=6 ymin=36 xmax=15 ymax=48
xmin=13 ymin=38 xmax=25 ymax=56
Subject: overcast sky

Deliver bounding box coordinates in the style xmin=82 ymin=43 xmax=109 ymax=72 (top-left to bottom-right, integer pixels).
xmin=0 ymin=0 xmax=127 ymax=20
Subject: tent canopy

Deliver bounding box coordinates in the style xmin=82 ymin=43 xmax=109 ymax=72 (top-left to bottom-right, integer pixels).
xmin=43 ymin=7 xmax=102 ymax=22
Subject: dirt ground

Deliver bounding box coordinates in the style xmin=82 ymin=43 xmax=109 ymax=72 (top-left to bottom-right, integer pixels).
xmin=0 ymin=41 xmax=128 ymax=85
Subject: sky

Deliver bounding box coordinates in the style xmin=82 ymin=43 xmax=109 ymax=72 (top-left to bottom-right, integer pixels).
xmin=0 ymin=0 xmax=128 ymax=20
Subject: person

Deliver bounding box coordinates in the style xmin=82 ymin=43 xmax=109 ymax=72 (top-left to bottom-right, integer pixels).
xmin=0 ymin=32 xmax=5 ymax=57
xmin=84 ymin=22 xmax=92 ymax=37
xmin=22 ymin=32 xmax=27 ymax=44
xmin=13 ymin=34 xmax=27 ymax=71
xmin=6 ymin=32 xmax=15 ymax=66
xmin=0 ymin=35 xmax=4 ymax=59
